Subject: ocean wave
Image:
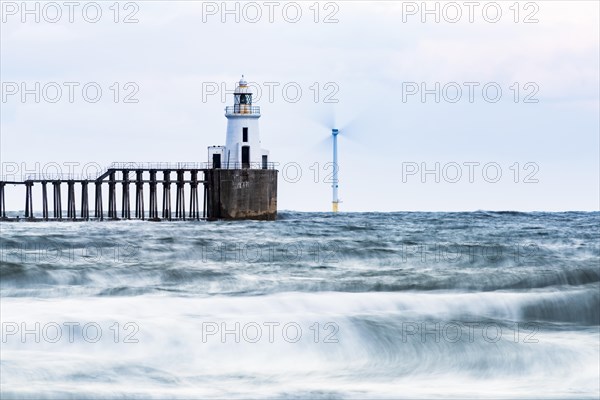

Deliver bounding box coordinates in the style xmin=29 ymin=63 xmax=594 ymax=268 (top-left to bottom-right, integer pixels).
xmin=1 ymin=293 xmax=598 ymax=398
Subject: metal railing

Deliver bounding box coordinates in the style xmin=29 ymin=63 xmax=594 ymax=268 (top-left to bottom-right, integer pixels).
xmin=7 ymin=173 xmax=103 ymax=182
xmin=225 ymin=105 xmax=260 ymax=115
xmin=108 ymin=162 xmax=277 ymax=170
xmin=210 ymin=162 xmax=276 ymax=170
xmin=107 ymin=162 xmax=205 ymax=170
xmin=0 ymin=162 xmax=277 ymax=182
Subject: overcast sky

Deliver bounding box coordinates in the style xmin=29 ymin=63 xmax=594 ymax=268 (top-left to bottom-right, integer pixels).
xmin=1 ymin=1 xmax=598 ymax=212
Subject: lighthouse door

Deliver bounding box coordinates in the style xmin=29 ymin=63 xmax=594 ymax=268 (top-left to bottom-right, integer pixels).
xmin=212 ymin=153 xmax=221 ymax=169
xmin=241 ymin=146 xmax=250 ymax=168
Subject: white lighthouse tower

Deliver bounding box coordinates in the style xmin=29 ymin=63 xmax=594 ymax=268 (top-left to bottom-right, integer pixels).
xmin=208 ymin=76 xmax=270 ymax=169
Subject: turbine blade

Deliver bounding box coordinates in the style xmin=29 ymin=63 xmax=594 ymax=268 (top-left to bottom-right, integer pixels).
xmin=313 ymin=104 xmax=337 ymax=130
xmin=338 ymin=105 xmax=376 ymax=141
xmin=339 ymin=119 xmax=361 ymax=141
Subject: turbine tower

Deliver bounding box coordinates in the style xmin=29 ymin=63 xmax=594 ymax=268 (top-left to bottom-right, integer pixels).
xmin=332 ymin=128 xmax=339 ymax=212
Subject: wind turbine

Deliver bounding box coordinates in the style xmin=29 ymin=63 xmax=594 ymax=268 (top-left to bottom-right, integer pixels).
xmin=331 ymin=128 xmax=339 ymax=212
xmin=315 ymin=106 xmax=363 ymax=213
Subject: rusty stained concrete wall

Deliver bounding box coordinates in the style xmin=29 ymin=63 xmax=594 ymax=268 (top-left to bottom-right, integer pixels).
xmin=205 ymin=169 xmax=278 ymax=220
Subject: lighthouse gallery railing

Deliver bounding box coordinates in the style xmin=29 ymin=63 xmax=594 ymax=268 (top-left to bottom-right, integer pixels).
xmin=225 ymin=105 xmax=260 ymax=115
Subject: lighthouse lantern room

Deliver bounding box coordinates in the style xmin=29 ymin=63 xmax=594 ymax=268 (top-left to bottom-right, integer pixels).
xmin=208 ymin=76 xmax=270 ymax=169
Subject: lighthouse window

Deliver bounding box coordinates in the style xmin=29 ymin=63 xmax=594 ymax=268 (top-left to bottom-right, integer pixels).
xmin=243 ymin=127 xmax=248 ymax=142
xmin=240 ymin=94 xmax=249 ymax=104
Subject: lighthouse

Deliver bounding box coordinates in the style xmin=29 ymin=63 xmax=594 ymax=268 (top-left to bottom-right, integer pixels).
xmin=208 ymin=76 xmax=269 ymax=169
xmin=204 ymin=76 xmax=278 ymax=220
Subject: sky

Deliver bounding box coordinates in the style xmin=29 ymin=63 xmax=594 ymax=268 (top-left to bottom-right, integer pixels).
xmin=1 ymin=0 xmax=599 ymax=212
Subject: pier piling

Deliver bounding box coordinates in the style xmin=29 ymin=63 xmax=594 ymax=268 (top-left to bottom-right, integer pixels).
xmin=42 ymin=182 xmax=49 ymax=220
xmin=149 ymin=170 xmax=158 ymax=220
xmin=95 ymin=181 xmax=103 ymax=220
xmin=0 ymin=183 xmax=5 ymax=219
xmin=81 ymin=181 xmax=89 ymax=220
xmin=175 ymin=170 xmax=185 ymax=220
xmin=53 ymin=181 xmax=62 ymax=220
xmin=190 ymin=170 xmax=199 ymax=220
xmin=108 ymin=171 xmax=117 ymax=219
xmin=67 ymin=181 xmax=76 ymax=220
xmin=122 ymin=170 xmax=131 ymax=220
xmin=135 ymin=170 xmax=144 ymax=220
xmin=24 ymin=182 xmax=33 ymax=219
xmin=162 ymin=171 xmax=171 ymax=221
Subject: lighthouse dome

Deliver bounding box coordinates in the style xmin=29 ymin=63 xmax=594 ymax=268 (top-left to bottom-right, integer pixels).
xmin=235 ymin=75 xmax=251 ymax=94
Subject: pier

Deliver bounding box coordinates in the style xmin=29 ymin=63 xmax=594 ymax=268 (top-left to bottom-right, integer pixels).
xmin=2 ymin=77 xmax=280 ymax=222
xmin=0 ymin=162 xmax=278 ymax=221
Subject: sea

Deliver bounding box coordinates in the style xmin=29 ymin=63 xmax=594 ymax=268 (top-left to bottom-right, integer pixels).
xmin=1 ymin=211 xmax=599 ymax=399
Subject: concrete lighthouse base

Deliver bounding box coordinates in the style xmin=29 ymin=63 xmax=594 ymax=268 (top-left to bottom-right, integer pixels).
xmin=204 ymin=169 xmax=278 ymax=220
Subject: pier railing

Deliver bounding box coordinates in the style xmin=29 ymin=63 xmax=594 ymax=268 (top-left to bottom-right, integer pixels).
xmin=2 ymin=173 xmax=103 ymax=182
xmin=107 ymin=162 xmax=207 ymax=170
xmin=107 ymin=162 xmax=277 ymax=170
xmin=0 ymin=162 xmax=277 ymax=183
